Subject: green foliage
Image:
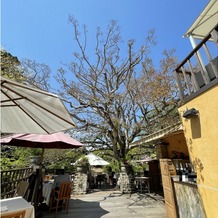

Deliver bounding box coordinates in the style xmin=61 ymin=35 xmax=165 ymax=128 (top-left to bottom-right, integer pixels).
xmin=43 ymin=148 xmax=83 ymax=174
xmin=131 ymin=161 xmax=147 ymax=176
xmin=75 ymin=156 xmax=89 ymax=167
xmin=103 ymin=165 xmax=112 ymax=173
xmin=30 ymin=148 xmax=42 ymax=156
xmin=102 ymin=160 xmax=120 ymax=173
xmin=1 ymin=147 xmax=32 ymax=170
xmin=74 ymin=156 xmax=89 ymax=173
xmin=0 ymin=49 xmax=25 ymax=82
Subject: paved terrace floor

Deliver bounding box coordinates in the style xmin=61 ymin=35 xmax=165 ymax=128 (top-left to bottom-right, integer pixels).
xmin=41 ymin=189 xmax=167 ymax=218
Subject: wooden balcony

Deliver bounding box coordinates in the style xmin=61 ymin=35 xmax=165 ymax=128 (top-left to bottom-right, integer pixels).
xmin=174 ymin=24 xmax=218 ymax=103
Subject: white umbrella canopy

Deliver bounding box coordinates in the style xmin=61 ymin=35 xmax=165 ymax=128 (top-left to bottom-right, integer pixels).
xmin=184 ymin=0 xmax=218 ymax=40
xmin=0 ymin=77 xmax=75 ymax=134
xmin=86 ymin=153 xmax=110 ymax=166
xmin=73 ymin=153 xmax=110 ymax=166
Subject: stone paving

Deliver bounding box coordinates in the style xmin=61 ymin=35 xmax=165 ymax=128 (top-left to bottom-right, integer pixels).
xmin=42 ymin=190 xmax=167 ymax=218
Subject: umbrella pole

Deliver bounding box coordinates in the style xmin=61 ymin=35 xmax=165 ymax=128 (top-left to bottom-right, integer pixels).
xmin=38 ymin=148 xmax=45 ymax=180
xmin=40 ymin=148 xmax=44 ymax=166
xmin=33 ymin=149 xmax=44 ymax=213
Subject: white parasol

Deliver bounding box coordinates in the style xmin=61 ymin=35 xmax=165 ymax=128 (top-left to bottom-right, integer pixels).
xmin=0 ymin=77 xmax=75 ymax=134
xmin=86 ymin=153 xmax=110 ymax=166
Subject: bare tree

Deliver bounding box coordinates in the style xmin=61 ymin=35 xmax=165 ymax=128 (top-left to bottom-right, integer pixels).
xmin=21 ymin=59 xmax=51 ymax=91
xmin=56 ymin=17 xmax=179 ymax=163
xmin=1 ymin=49 xmax=51 ymax=91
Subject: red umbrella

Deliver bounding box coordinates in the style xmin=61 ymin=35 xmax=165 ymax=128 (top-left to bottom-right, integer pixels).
xmin=0 ymin=132 xmax=83 ymax=164
xmin=0 ymin=132 xmax=83 ymax=149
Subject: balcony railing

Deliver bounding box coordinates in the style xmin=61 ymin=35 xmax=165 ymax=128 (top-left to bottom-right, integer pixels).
xmin=174 ymin=24 xmax=218 ymax=102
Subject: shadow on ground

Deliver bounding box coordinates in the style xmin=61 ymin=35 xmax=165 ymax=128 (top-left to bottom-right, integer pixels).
xmin=68 ymin=198 xmax=109 ymax=218
xmin=41 ymin=189 xmax=166 ymax=218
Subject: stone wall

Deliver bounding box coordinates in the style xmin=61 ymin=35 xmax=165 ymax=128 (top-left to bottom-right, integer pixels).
xmin=73 ymin=172 xmax=88 ymax=195
xmin=118 ymin=165 xmax=135 ymax=194
xmin=174 ymin=181 xmax=206 ymax=218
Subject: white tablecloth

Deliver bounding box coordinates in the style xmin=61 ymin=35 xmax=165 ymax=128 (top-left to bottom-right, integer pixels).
xmin=0 ymin=196 xmax=34 ymax=218
xmin=42 ymin=182 xmax=53 ymax=205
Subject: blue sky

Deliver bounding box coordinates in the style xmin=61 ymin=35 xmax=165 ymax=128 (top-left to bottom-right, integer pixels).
xmin=1 ymin=0 xmax=209 ymax=87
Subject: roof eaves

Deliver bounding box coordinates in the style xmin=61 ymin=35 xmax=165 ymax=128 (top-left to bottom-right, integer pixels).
xmin=130 ymin=122 xmax=183 ymax=147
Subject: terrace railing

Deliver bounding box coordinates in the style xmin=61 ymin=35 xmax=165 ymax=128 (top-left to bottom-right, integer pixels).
xmin=174 ymin=24 xmax=218 ymax=102
xmin=1 ymin=167 xmax=33 ymax=199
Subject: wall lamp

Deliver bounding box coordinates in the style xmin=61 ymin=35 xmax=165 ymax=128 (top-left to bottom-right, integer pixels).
xmin=183 ymin=108 xmax=199 ymax=119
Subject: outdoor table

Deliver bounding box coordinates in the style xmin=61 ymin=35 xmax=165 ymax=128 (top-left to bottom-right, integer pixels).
xmin=135 ymin=177 xmax=150 ymax=193
xmin=0 ymin=196 xmax=35 ymax=218
xmin=42 ymin=181 xmax=54 ymax=205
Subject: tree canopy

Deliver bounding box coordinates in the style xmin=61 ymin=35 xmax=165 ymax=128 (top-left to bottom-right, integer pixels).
xmin=0 ymin=49 xmax=25 ymax=82
xmin=1 ymin=18 xmax=180 ymax=169
xmin=55 ymin=17 xmax=180 ymax=164
xmin=0 ymin=49 xmax=51 ymax=91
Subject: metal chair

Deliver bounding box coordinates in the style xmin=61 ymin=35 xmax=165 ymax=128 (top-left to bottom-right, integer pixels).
xmin=0 ymin=210 xmax=26 ymax=218
xmin=49 ymin=182 xmax=71 ymax=215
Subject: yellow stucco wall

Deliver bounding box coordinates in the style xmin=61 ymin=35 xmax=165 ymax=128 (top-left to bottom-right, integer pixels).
xmin=178 ymin=85 xmax=218 ymax=218
xmin=162 ymin=132 xmax=189 ymax=159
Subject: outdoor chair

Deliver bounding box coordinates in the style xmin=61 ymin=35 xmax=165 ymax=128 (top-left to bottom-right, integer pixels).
xmin=14 ymin=181 xmax=29 ymax=199
xmin=0 ymin=209 xmax=26 ymax=218
xmin=49 ymin=182 xmax=71 ymax=216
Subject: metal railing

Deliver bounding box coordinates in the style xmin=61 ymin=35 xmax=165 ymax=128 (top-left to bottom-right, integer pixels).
xmin=174 ymin=24 xmax=218 ymax=101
